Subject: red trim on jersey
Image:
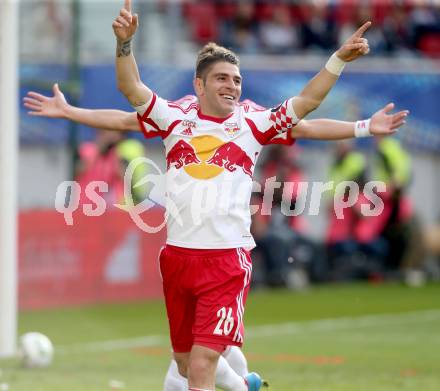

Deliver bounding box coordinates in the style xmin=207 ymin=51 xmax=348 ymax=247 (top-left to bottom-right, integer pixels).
xmin=170 ymin=94 xmax=197 ymax=106
xmin=197 ymin=109 xmax=234 ymax=124
xmin=137 ymin=116 xmax=179 ymax=140
xmin=141 ymin=93 xmax=157 ymax=120
xmin=137 ymin=114 xmax=160 ymax=139
xmin=245 ymin=117 xmax=276 ymax=144
xmin=168 ymin=103 xmax=199 ymax=114
xmin=245 ymin=117 xmax=295 ymax=146
xmin=143 ymin=117 xmax=161 ymax=132
xmin=268 ymin=133 xmax=296 ymax=145
xmin=137 ymin=116 xmax=164 ymax=139
xmin=168 ymin=100 xmax=199 ymax=114
xmin=137 ymin=94 xmax=161 ymax=139
xmin=164 ymin=120 xmax=182 ymax=140
xmin=197 ymin=108 xmax=234 ymax=124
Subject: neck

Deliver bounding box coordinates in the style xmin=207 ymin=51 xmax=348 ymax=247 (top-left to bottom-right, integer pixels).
xmin=198 ymin=103 xmax=234 ymax=120
xmin=198 ymin=108 xmax=233 ymax=124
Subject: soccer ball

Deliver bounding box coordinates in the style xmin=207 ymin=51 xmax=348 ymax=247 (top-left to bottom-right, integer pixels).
xmin=19 ymin=332 xmax=54 ymax=368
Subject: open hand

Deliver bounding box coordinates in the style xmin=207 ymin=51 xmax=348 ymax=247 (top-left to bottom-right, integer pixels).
xmin=336 ymin=21 xmax=371 ymax=62
xmin=370 ymin=103 xmax=409 ymax=136
xmin=23 ymin=83 xmax=68 ymax=118
xmin=112 ymin=0 xmax=138 ymax=42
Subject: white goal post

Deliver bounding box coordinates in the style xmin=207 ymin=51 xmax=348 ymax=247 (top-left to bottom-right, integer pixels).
xmin=0 ymin=0 xmax=19 ymax=358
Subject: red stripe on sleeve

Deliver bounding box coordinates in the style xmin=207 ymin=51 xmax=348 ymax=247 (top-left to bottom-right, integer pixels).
xmin=140 ymin=93 xmax=157 ymax=121
xmin=137 ymin=114 xmax=160 ymax=139
xmin=246 ymin=117 xmax=296 ymax=146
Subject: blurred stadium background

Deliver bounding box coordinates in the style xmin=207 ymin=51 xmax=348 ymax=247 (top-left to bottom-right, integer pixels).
xmin=1 ymin=0 xmax=440 ymax=390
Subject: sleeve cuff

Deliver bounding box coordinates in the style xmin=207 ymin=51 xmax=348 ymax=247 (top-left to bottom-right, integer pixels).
xmin=133 ymin=93 xmax=156 ymax=120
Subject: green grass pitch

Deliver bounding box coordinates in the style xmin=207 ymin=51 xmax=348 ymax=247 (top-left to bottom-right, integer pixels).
xmin=1 ymin=282 xmax=439 ymax=390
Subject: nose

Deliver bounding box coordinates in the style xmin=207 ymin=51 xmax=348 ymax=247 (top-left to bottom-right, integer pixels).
xmin=225 ymin=78 xmax=235 ymax=90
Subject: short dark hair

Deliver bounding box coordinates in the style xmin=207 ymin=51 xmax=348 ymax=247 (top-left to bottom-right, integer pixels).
xmin=195 ymin=42 xmax=240 ymax=81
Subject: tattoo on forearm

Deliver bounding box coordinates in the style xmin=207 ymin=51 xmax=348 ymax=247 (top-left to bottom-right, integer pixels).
xmin=116 ymin=39 xmax=132 ymax=57
xmin=133 ymin=100 xmax=147 ymax=107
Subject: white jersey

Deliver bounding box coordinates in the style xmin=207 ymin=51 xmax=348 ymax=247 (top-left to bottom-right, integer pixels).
xmin=135 ymin=94 xmax=299 ymax=249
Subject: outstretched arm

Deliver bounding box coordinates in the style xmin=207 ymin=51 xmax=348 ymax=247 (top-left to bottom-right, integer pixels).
xmin=23 ymin=83 xmax=140 ymax=131
xmin=113 ymin=0 xmax=151 ymax=107
xmin=292 ymin=21 xmax=371 ymax=119
xmin=293 ymin=103 xmax=409 ymax=140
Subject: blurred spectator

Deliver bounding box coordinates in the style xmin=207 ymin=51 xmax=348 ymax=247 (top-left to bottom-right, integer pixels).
xmin=382 ymin=4 xmax=414 ymax=55
xmin=409 ymin=3 xmax=440 ymax=57
xmin=179 ymin=1 xmax=440 ymax=58
xmin=116 ymin=137 xmax=149 ymax=205
xmin=184 ymin=1 xmax=219 ymax=44
xmin=251 ymin=145 xmax=325 ymax=288
xmin=260 ymin=145 xmax=307 ymax=234
xmin=76 ymin=130 xmax=125 ymax=206
xmin=372 ymin=136 xmax=419 ymax=273
xmin=76 ymin=130 xmax=147 ymax=206
xmin=298 ymin=3 xmax=337 ymax=51
xmin=258 ymin=5 xmax=299 ymax=54
xmin=220 ymin=0 xmax=260 ymax=54
xmin=325 ymin=141 xmax=387 ymax=280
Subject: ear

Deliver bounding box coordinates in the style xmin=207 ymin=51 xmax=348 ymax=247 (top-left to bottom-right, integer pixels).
xmin=193 ymin=77 xmax=204 ymax=97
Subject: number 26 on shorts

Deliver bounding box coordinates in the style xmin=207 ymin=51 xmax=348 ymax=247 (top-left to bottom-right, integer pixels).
xmin=213 ymin=307 xmax=235 ymax=336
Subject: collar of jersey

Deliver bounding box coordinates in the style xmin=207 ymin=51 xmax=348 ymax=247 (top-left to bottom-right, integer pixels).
xmin=197 ymin=109 xmax=234 ymax=124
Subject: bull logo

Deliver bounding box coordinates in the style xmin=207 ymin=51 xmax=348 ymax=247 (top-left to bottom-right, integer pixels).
xmin=166 ymin=136 xmax=254 ymax=179
xmin=206 ymin=142 xmax=253 ymax=177
xmin=166 ymin=140 xmax=201 ymax=170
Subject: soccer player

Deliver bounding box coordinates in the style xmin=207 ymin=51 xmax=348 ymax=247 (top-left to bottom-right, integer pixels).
xmin=111 ymin=1 xmax=407 ymax=389
xmin=24 ymin=83 xmax=253 ymax=391
xmin=24 ymin=81 xmax=254 ymax=390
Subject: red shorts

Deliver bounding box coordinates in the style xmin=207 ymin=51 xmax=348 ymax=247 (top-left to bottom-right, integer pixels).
xmin=159 ymin=245 xmax=252 ymax=353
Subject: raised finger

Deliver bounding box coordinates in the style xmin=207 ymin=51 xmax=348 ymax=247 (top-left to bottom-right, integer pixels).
xmin=124 ymin=0 xmax=131 ymax=13
xmin=353 ymin=21 xmax=372 ymax=38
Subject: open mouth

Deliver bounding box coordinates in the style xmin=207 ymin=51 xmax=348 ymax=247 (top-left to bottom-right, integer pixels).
xmin=220 ymin=94 xmax=235 ymax=102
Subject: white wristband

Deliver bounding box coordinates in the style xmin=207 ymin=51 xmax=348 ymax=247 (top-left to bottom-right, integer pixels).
xmin=354 ymin=119 xmax=372 ymax=138
xmin=325 ymin=53 xmax=346 ymax=76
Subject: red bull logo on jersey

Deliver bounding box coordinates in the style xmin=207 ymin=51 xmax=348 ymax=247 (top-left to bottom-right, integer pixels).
xmin=165 ymin=135 xmax=254 ymax=179
xmin=206 ymin=142 xmax=253 ymax=177
xmin=166 ymin=140 xmax=201 ymax=170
